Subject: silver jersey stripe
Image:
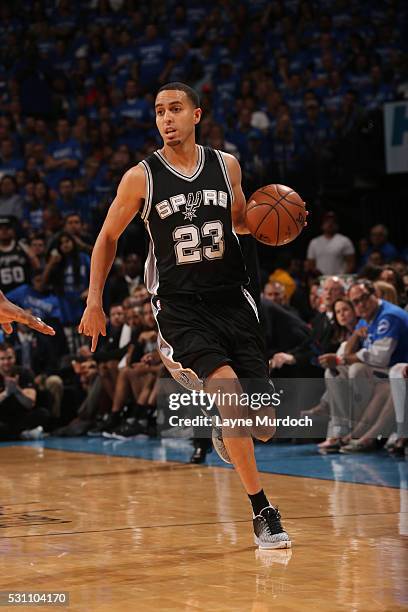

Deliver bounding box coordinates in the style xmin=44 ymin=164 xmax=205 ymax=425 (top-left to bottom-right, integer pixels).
xmin=242 ymin=286 xmax=260 ymax=322
xmin=140 ymin=160 xmax=153 ymax=221
xmin=151 ymin=299 xmax=203 ymax=391
xmin=215 ymin=150 xmax=234 ymax=204
xmin=144 ymin=221 xmax=159 ymax=295
xmin=154 ymin=145 xmax=204 ymax=182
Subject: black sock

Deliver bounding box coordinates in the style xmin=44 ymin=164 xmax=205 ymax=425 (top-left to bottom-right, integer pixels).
xmin=248 ymin=489 xmax=271 ymax=516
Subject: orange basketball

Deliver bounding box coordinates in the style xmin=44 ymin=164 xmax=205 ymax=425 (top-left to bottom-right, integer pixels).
xmin=246 ymin=184 xmax=306 ymax=246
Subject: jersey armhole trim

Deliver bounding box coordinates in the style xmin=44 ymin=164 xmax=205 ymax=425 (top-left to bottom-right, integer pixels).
xmin=215 ymin=150 xmax=234 ymax=205
xmin=140 ymin=160 xmax=153 ymax=222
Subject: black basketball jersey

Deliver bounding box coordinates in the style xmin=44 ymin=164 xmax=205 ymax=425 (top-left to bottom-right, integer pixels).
xmin=140 ymin=145 xmax=249 ymax=297
xmin=0 ymin=241 xmax=30 ymax=292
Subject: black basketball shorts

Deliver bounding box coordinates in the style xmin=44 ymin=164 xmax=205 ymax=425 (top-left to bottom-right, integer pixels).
xmin=151 ymin=287 xmax=270 ymax=391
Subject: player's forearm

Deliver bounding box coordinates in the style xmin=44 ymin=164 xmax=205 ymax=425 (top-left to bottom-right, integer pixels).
xmin=87 ymin=233 xmax=117 ymax=307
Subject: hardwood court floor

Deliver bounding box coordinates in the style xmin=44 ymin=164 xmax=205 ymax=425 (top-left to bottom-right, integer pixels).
xmin=0 ymin=445 xmax=407 ymax=611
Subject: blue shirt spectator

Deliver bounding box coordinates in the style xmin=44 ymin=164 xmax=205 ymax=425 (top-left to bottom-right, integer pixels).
xmin=355 ymin=299 xmax=408 ymax=368
xmin=6 ymin=275 xmax=61 ymax=322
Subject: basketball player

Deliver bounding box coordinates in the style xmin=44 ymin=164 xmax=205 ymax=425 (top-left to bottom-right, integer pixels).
xmin=0 ymin=290 xmax=55 ymax=335
xmin=79 ymin=82 xmax=291 ymax=549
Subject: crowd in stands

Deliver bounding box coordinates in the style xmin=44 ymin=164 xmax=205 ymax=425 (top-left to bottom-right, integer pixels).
xmin=0 ymin=1 xmax=407 ymax=461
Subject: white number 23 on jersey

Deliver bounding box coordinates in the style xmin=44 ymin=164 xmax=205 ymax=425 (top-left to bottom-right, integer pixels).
xmin=173 ymin=221 xmax=225 ymax=265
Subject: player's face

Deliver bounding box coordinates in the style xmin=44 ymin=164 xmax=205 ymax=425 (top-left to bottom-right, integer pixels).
xmin=155 ymin=90 xmax=201 ymax=147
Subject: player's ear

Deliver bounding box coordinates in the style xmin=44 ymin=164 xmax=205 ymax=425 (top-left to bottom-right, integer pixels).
xmin=193 ymin=108 xmax=202 ymax=125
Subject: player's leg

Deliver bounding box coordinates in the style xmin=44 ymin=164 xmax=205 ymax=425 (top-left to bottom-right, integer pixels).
xmin=206 ymin=364 xmax=290 ymax=549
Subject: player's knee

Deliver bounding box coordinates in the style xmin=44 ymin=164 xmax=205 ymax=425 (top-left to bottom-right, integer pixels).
xmin=251 ymin=424 xmax=276 ymax=442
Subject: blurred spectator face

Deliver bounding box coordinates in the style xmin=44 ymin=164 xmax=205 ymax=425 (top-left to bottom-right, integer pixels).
xmin=392 ymin=261 xmax=407 ymax=277
xmin=33 ymin=143 xmax=45 ymax=162
xmin=79 ymin=360 xmax=98 ymax=387
xmin=15 ymin=170 xmax=27 ymax=188
xmin=370 ymin=225 xmax=387 ymax=247
xmin=403 ymin=274 xmax=408 ymax=296
xmin=109 ymin=305 xmax=125 ymax=328
xmin=131 ymin=284 xmax=149 ymax=304
xmin=0 ymin=346 xmax=16 ymax=375
xmin=127 ymin=307 xmax=143 ymax=329
xmin=321 ymin=212 xmax=337 ymax=235
xmin=322 ymin=277 xmax=345 ymax=310
xmin=374 ymin=281 xmax=397 ymax=304
xmin=263 ymin=282 xmax=287 ymax=305
xmin=1 ymin=177 xmax=16 ymax=196
xmin=145 ymin=24 xmax=158 ymax=40
xmin=0 ymin=221 xmax=14 ymax=243
xmin=334 ymin=300 xmax=356 ymax=329
xmin=58 ymin=234 xmax=75 ymax=255
xmin=124 ymin=253 xmax=141 ymax=278
xmin=31 ymin=272 xmax=44 ymax=292
xmin=305 ymin=101 xmax=319 ymax=120
xmin=239 ymin=108 xmax=252 ymax=129
xmin=380 ymin=268 xmax=397 ymax=287
xmin=30 ymin=237 xmax=45 ymax=257
xmin=1 ymin=139 xmax=14 ymax=159
xmin=349 ymin=284 xmax=378 ymax=321
xmin=368 ymin=251 xmax=384 ymax=266
xmin=342 ymin=92 xmax=356 ymax=113
xmin=309 ymin=284 xmax=320 ymax=311
xmin=56 ymin=119 xmax=70 ymax=141
xmin=329 ymin=71 xmax=341 ymax=89
xmin=64 ymin=214 xmax=82 ymax=235
xmin=77 ymin=345 xmax=92 ymax=360
xmin=358 ymin=237 xmax=369 ymax=255
xmin=142 ymin=301 xmax=155 ymax=329
xmin=59 ymin=179 xmax=74 ymax=199
xmin=125 ymin=80 xmax=138 ymax=99
xmin=34 ymin=182 xmax=47 ymax=201
xmin=371 ymin=65 xmax=382 ymax=84
xmin=122 ymin=296 xmax=138 ymax=310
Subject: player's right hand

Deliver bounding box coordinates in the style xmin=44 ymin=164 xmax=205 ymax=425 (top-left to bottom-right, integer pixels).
xmin=78 ymin=304 xmax=107 ymax=352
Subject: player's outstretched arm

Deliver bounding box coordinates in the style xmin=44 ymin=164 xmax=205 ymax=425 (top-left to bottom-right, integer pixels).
xmin=79 ymin=165 xmax=145 ymax=351
xmin=223 ymin=153 xmax=251 ymax=235
xmin=0 ymin=291 xmax=55 ymax=335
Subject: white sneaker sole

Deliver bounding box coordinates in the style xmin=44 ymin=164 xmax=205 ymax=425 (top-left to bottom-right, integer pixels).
xmin=254 ymin=535 xmax=292 ymax=549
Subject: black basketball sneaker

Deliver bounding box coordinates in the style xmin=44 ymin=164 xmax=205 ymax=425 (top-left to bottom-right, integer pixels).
xmin=253 ymin=506 xmax=291 ymax=549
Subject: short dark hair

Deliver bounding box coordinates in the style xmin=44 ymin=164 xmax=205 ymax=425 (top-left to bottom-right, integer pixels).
xmin=156 ymin=82 xmax=200 ymax=108
xmin=348 ymin=279 xmax=376 ymax=295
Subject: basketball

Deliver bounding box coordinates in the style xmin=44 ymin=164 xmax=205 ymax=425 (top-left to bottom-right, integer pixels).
xmin=246 ymin=184 xmax=306 ymax=246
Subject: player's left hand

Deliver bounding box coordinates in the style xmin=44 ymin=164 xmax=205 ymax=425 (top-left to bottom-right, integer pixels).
xmin=0 ymin=292 xmax=55 ymax=336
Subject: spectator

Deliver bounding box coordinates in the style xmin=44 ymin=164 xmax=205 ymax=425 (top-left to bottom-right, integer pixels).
xmin=321 ymin=280 xmax=408 ymax=451
xmin=362 ymin=224 xmax=398 ymax=265
xmin=270 ymin=276 xmax=345 ymax=376
xmin=63 ymin=213 xmax=93 ymax=255
xmin=44 ymin=118 xmax=82 ymax=190
xmin=306 ymin=211 xmax=355 ymax=275
xmin=42 ymin=231 xmax=90 ymax=352
xmin=0 ymin=138 xmax=24 ymax=177
xmin=0 ymin=343 xmax=50 ymax=441
xmin=0 ymin=176 xmax=24 ymax=219
xmin=374 ymin=280 xmax=398 ymax=305
xmin=261 ymin=296 xmax=311 ymax=361
xmin=0 ymin=217 xmax=39 ymax=292
xmin=56 ymin=178 xmax=88 ymax=220
xmin=106 ymin=253 xmax=143 ymax=307
xmin=29 ymin=233 xmax=47 ymax=268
